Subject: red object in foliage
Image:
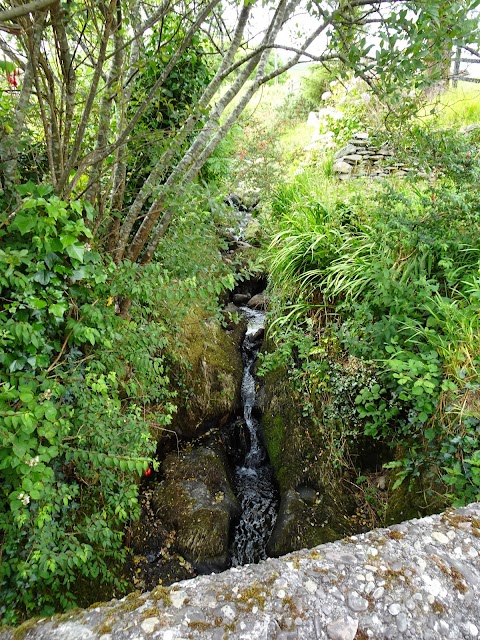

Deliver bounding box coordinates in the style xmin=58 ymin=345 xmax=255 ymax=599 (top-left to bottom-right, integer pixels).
xmin=144 ymin=467 xmax=152 ymax=477
xmin=466 ymin=151 xmax=472 ymax=160
xmin=6 ymin=69 xmax=18 ymax=88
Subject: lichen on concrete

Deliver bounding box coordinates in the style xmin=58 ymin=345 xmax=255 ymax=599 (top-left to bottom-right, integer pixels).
xmin=3 ymin=503 xmax=480 ymax=639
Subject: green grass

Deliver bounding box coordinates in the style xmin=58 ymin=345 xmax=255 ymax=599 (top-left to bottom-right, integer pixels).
xmin=279 ymin=121 xmax=317 ymax=156
xmin=424 ymin=82 xmax=480 ymax=127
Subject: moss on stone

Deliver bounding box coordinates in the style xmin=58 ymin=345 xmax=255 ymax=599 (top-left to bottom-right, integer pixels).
xmin=152 ymin=446 xmax=238 ymax=569
xmin=236 ymin=581 xmax=268 ymax=610
xmin=177 ymin=508 xmax=229 ymax=561
xmin=262 ymin=415 xmax=285 ymax=472
xmin=383 ymin=473 xmax=446 ymax=526
xmin=151 ymin=586 xmax=172 ymax=607
xmin=260 ymin=362 xmax=353 ymax=555
xmin=168 ymin=309 xmax=243 ymax=439
xmin=11 ymin=618 xmax=42 ymax=640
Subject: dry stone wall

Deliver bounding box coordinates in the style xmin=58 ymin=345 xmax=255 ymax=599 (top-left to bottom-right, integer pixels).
xmin=332 ymin=132 xmax=428 ymax=180
xmin=3 ymin=504 xmax=480 ymax=640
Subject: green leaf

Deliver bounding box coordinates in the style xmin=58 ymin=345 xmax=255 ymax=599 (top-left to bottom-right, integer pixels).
xmin=135 ymin=460 xmax=148 ymax=475
xmin=44 ymin=404 xmax=57 ymax=422
xmin=60 ymin=234 xmax=77 ymax=248
xmin=33 ymin=271 xmax=51 ymax=285
xmin=15 ymin=180 xmax=36 ymax=195
xmin=71 ymin=267 xmax=88 ymax=282
xmin=49 ymin=303 xmax=68 ymax=318
xmin=30 ymin=297 xmax=47 ymax=310
xmin=66 ymin=244 xmax=85 ymax=263
xmin=0 ymin=59 xmax=16 ymax=73
xmin=13 ymin=213 xmax=36 ymax=235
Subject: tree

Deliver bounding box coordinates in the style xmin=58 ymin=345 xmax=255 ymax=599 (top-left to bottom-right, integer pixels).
xmin=0 ymin=0 xmax=478 ymax=264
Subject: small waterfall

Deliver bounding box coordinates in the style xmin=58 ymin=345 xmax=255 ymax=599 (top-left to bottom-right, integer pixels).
xmin=229 ymin=307 xmax=278 ymax=566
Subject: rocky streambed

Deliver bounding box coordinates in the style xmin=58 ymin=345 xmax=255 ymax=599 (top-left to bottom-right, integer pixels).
xmin=127 ymin=278 xmax=280 ymax=592
xmin=125 ymin=197 xmax=442 ymax=597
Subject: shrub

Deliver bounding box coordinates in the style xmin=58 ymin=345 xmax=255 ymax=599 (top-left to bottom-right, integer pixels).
xmin=0 ymin=183 xmax=172 ymax=622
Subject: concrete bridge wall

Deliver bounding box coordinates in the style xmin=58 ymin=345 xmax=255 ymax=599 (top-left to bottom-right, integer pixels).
xmin=2 ymin=503 xmax=480 ymax=640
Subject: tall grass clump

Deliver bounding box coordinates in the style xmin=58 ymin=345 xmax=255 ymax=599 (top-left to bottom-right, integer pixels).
xmin=264 ymin=133 xmax=480 ymax=506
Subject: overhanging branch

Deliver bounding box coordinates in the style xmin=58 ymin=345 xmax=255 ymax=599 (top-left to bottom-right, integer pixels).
xmin=0 ymin=0 xmax=56 ymax=22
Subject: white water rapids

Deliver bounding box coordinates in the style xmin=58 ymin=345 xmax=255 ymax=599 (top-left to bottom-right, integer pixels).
xmin=230 ymin=308 xmax=278 ymax=566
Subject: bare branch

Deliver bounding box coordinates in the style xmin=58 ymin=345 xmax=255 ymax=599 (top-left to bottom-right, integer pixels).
xmin=0 ymin=0 xmax=56 ymax=22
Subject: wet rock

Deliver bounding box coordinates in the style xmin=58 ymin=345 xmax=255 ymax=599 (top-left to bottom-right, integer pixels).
xmin=260 ymin=359 xmax=352 ymax=552
xmin=247 ymin=293 xmax=267 ymax=310
xmin=267 ymin=489 xmax=310 ymax=557
xmin=297 ymin=486 xmax=317 ymax=505
xmin=152 ymin=446 xmax=239 ymax=571
xmin=224 ymin=302 xmax=239 ymax=316
xmin=222 ymin=418 xmax=250 ymax=465
xmin=233 ymin=293 xmax=251 ymax=305
xmin=250 ymin=326 xmax=265 ymax=342
xmin=225 ymin=193 xmax=250 ymax=212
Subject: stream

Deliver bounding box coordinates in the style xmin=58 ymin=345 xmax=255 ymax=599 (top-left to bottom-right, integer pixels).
xmin=228 ymin=307 xmax=279 ymax=566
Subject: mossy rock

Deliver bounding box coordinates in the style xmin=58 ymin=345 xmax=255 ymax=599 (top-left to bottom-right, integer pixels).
xmin=260 ymin=362 xmax=353 ymax=552
xmin=243 ymin=219 xmax=263 ymax=246
xmin=152 ymin=446 xmax=239 ymax=571
xmin=177 ymin=508 xmax=230 ymax=568
xmin=384 ymin=468 xmax=448 ymax=526
xmin=169 ymin=309 xmax=243 ymax=439
xmin=268 ymin=489 xmax=341 ymax=557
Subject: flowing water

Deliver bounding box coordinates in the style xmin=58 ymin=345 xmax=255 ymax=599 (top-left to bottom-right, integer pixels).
xmin=229 ymin=307 xmax=279 ymax=566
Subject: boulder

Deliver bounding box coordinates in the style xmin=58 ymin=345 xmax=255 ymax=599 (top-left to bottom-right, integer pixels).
xmin=243 ymin=218 xmax=263 ymax=246
xmin=233 ymin=293 xmax=251 ymax=305
xmin=259 ymin=360 xmax=353 ymax=553
xmin=267 ymin=489 xmax=309 ymax=556
xmin=247 ymin=293 xmax=267 ymax=310
xmin=169 ymin=309 xmax=243 ymax=439
xmin=153 ymin=446 xmax=240 ymax=571
xmin=333 ymin=161 xmax=353 ymax=174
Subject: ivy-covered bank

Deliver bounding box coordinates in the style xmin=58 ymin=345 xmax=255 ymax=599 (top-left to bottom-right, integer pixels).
xmin=0 ymin=182 xmax=245 ymax=623
xmin=259 ymin=126 xmax=480 ymax=544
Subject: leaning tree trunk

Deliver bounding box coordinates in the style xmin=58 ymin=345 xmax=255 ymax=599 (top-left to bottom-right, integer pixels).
xmin=0 ymin=12 xmax=45 ymax=194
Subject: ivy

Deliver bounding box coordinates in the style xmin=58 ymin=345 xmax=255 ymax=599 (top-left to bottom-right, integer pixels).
xmin=0 ymin=185 xmax=173 ymax=623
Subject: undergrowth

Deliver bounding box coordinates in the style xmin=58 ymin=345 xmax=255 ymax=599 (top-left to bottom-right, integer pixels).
xmin=262 ymin=125 xmax=480 ymax=509
xmin=0 ymin=183 xmax=239 ymax=623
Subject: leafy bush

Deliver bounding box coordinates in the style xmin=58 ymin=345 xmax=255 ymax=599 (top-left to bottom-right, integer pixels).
xmin=0 ymin=179 xmax=242 ymax=622
xmin=277 ymin=65 xmax=333 ymax=121
xmin=0 ymin=184 xmax=166 ymax=621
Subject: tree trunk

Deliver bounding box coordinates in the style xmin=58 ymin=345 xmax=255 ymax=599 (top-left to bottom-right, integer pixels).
xmin=0 ymin=13 xmax=45 ymax=193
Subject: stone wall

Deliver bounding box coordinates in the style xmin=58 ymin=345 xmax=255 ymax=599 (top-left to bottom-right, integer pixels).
xmin=332 ymin=132 xmax=427 ymax=180
xmin=3 ymin=504 xmax=480 ymax=640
